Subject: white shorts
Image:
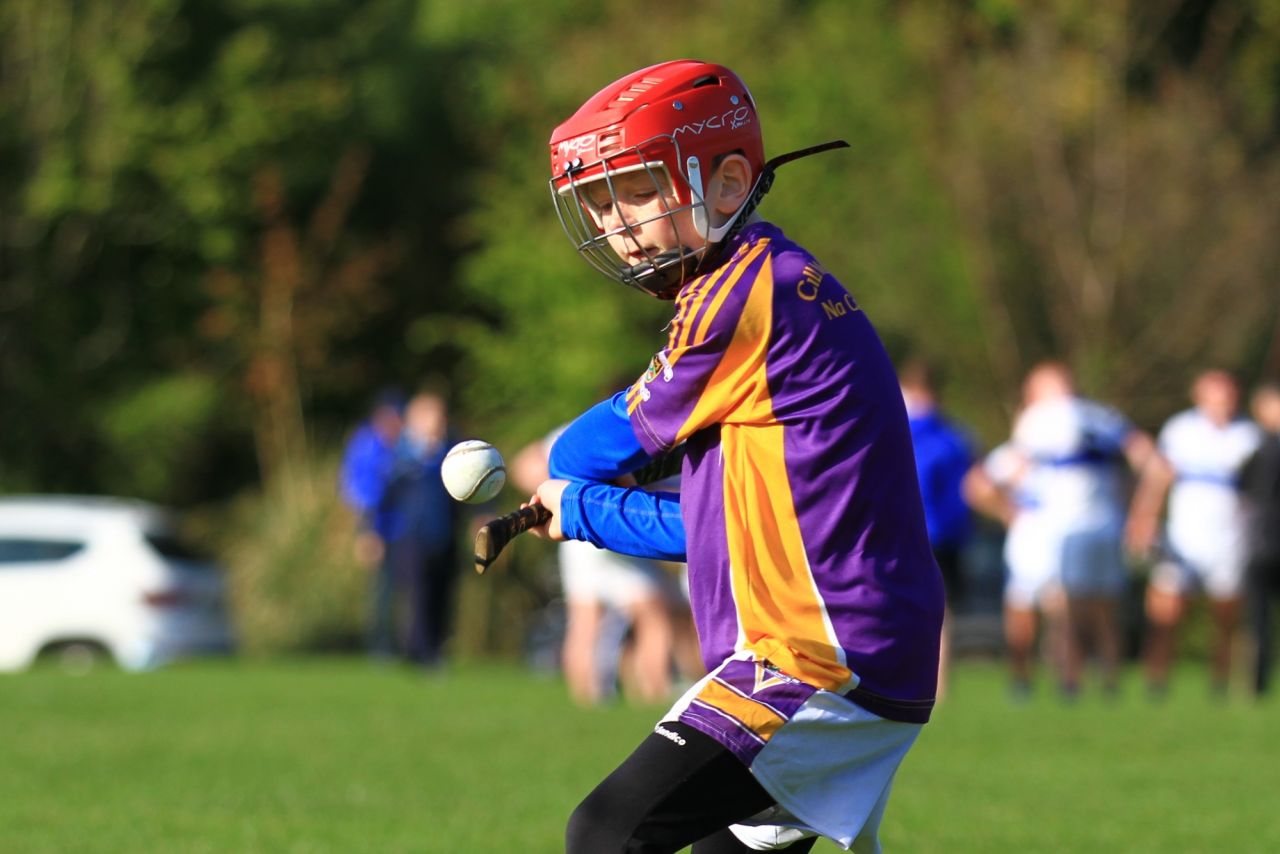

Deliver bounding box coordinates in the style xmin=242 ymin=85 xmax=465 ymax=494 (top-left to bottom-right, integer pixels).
xmin=1003 ymin=515 xmax=1060 ymax=609
xmin=1150 ymin=529 xmax=1248 ymax=599
xmin=1057 ymin=521 xmax=1127 ymax=598
xmin=1003 ymin=515 xmax=1126 ymax=609
xmin=662 ymin=657 xmax=921 ymax=851
xmin=558 ymin=540 xmax=675 ymax=610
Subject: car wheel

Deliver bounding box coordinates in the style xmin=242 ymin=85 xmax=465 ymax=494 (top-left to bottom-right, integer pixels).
xmin=39 ymin=641 xmax=111 ymax=675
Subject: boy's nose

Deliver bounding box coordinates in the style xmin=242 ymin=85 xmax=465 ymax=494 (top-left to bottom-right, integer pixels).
xmin=601 ymin=205 xmax=629 ymax=232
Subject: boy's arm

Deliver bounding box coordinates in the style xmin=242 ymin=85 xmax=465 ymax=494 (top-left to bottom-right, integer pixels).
xmin=961 ymin=462 xmax=1016 ymax=527
xmin=548 ymin=392 xmax=653 ymax=481
xmin=1124 ymin=429 xmax=1174 ymax=555
xmin=551 ymin=481 xmax=686 ymax=561
xmin=540 ymin=393 xmax=686 ymax=560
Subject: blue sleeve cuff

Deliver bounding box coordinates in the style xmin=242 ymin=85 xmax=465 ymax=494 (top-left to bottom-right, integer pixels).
xmin=549 ymin=392 xmax=650 ymax=481
xmin=559 ymin=481 xmax=687 ymax=562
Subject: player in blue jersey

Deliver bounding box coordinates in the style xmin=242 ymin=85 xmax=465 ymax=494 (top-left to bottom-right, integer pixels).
xmin=900 ymin=359 xmax=974 ymax=698
xmin=526 ymin=60 xmax=944 ymax=853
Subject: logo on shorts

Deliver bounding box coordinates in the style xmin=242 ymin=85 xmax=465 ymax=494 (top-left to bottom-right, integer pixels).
xmin=655 ymin=725 xmax=686 ymax=746
xmin=753 ymin=660 xmax=797 ymax=694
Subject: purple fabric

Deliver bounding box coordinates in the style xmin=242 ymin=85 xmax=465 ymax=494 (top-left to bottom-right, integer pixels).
xmin=678 ymin=659 xmax=818 ymax=765
xmin=628 ymin=221 xmax=944 ymax=722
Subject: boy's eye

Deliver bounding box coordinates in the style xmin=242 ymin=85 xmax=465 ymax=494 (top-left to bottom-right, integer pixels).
xmin=583 ymin=187 xmax=611 ymax=208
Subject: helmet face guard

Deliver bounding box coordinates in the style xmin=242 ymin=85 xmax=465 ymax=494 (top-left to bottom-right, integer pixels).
xmin=548 ymin=60 xmax=848 ymax=298
xmin=550 ymin=134 xmax=710 ymax=300
xmin=548 ymin=60 xmax=768 ymax=299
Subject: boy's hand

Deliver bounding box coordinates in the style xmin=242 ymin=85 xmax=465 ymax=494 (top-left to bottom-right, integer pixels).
xmin=526 ymin=479 xmax=570 ymax=541
xmin=1124 ymin=510 xmax=1158 ymax=558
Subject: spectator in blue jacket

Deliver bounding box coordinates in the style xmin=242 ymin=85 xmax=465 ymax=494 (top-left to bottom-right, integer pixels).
xmin=900 ymin=359 xmax=974 ymax=696
xmin=339 ymin=387 xmax=406 ymax=658
xmin=384 ymin=390 xmax=462 ymax=668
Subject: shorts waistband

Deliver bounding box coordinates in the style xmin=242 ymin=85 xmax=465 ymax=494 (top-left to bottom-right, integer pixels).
xmin=843 ymin=684 xmax=934 ymax=724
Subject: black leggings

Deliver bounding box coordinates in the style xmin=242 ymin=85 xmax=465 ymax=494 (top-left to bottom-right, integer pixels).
xmin=565 ymin=721 xmax=819 ymax=854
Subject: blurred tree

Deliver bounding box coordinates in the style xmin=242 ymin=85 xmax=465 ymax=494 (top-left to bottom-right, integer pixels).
xmin=899 ymin=0 xmax=1280 ymax=430
xmin=0 ymin=0 xmax=474 ymax=502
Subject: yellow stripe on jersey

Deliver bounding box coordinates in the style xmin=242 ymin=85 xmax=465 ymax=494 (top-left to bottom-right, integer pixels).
xmin=722 ymin=423 xmax=852 ymax=692
xmin=673 ymin=251 xmax=775 ymax=441
xmin=684 ymin=241 xmax=770 ymax=357
xmin=694 ymin=677 xmax=787 ymax=742
xmin=673 ymin=253 xmax=851 ymax=691
xmin=667 ymin=269 xmax=712 ymax=354
xmin=668 ymin=240 xmax=757 ymax=356
xmin=627 ymin=242 xmax=769 ymax=418
xmin=667 ymin=241 xmax=770 ymax=371
xmin=626 ymin=381 xmax=642 ymax=416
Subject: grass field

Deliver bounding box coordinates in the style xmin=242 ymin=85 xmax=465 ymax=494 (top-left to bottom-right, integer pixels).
xmin=4 ymin=659 xmax=1278 ymax=852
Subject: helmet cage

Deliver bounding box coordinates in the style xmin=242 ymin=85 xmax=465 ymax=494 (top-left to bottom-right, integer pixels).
xmin=550 ymin=133 xmax=710 ymax=299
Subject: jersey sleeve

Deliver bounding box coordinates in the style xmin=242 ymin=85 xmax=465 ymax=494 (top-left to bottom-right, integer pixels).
xmin=1083 ymin=402 xmax=1134 ymax=453
xmin=548 ymin=392 xmax=652 ymax=482
xmin=984 ymin=442 xmax=1022 ymax=487
xmin=558 ymin=482 xmax=687 ymax=561
xmin=339 ymin=431 xmax=385 ymax=522
xmin=625 ymin=241 xmax=773 ymax=455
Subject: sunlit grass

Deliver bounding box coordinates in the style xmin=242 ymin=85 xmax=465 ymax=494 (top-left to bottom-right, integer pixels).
xmin=3 ymin=658 xmax=1277 ymax=852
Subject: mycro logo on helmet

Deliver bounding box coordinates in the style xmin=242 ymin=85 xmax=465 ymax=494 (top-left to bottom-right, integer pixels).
xmin=672 ymin=106 xmax=753 ymax=139
xmin=556 ymin=133 xmax=598 ymax=161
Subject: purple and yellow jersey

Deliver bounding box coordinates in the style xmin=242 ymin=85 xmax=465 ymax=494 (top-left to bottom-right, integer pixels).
xmin=626 ymin=220 xmax=943 ymax=724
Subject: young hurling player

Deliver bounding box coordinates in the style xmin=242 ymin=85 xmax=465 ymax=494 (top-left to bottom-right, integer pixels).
xmin=527 ymin=60 xmax=944 ymax=853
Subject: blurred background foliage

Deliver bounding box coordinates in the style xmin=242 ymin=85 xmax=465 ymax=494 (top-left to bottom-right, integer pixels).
xmin=2 ymin=0 xmax=1279 ymax=654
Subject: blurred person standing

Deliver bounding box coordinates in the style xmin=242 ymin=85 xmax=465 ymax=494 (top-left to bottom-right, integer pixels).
xmin=1241 ymin=381 xmax=1280 ymax=696
xmin=338 ymin=387 xmax=406 ymax=659
xmin=965 ymin=362 xmax=1165 ymax=699
xmin=900 ymin=359 xmax=974 ymax=697
xmin=512 ymin=433 xmax=681 ymax=706
xmin=383 ymin=389 xmax=463 ymax=669
xmin=1139 ymin=370 xmax=1263 ymax=697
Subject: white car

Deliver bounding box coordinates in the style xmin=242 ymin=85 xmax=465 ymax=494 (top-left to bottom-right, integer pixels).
xmin=0 ymin=496 xmax=234 ymax=672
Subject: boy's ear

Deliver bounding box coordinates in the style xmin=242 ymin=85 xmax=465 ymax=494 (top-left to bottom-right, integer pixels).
xmin=712 ymin=154 xmax=753 ymax=215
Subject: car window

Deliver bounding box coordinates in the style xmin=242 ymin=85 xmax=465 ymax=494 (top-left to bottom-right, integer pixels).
xmin=145 ymin=533 xmax=213 ymax=564
xmin=0 ymin=537 xmax=86 ymax=564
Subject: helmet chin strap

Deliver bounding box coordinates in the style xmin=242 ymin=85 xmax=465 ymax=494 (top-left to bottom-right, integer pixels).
xmin=626 ymin=140 xmax=851 ymax=299
xmin=687 ymin=156 xmax=747 ymax=243
xmin=687 ymin=140 xmax=851 ymax=244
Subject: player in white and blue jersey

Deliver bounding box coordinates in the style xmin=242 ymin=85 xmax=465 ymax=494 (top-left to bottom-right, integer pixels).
xmin=1140 ymin=370 xmax=1263 ymax=695
xmin=967 ymin=362 xmax=1166 ymax=697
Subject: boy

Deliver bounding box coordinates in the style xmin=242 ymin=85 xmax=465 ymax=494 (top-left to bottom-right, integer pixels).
xmin=529 ymin=60 xmax=943 ymax=853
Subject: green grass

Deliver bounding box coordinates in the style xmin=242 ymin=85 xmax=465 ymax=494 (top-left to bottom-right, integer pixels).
xmin=3 ymin=659 xmax=1278 ymax=852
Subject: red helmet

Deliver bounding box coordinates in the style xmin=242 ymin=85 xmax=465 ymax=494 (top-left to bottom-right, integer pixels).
xmin=548 ymin=60 xmax=766 ymax=298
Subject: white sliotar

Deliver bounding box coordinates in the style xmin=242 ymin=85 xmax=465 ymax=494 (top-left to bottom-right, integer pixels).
xmin=441 ymin=440 xmax=507 ymax=503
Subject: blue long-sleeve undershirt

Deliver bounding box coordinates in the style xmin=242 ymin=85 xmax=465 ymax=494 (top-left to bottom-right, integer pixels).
xmin=549 ymin=392 xmax=687 ymax=561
